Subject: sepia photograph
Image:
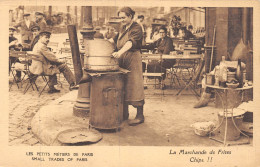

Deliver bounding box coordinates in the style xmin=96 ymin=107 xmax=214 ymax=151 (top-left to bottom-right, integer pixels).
xmin=1 ymin=0 xmax=260 ymax=166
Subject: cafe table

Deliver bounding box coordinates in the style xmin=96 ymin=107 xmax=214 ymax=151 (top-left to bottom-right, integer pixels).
xmin=141 ymin=53 xmax=203 ymax=94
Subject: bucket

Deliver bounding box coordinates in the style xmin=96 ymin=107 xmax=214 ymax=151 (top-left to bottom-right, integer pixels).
xmin=89 ymin=72 xmax=124 ymax=129
xmin=86 ymin=56 xmax=119 ymax=71
xmin=84 ymin=39 xmax=119 ymax=72
xmin=215 ymin=113 xmax=244 ymax=141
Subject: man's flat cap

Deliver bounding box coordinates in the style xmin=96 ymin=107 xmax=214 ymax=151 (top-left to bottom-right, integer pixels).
xmin=23 ymin=13 xmax=30 ymax=17
xmin=35 ymin=12 xmax=44 ymax=16
xmin=30 ymin=25 xmax=40 ymax=31
xmin=9 ymin=26 xmax=16 ymax=31
xmin=39 ymin=30 xmax=51 ymax=36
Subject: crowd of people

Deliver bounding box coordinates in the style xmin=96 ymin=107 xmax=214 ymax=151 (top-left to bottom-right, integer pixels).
xmin=9 ymin=7 xmax=68 ymax=28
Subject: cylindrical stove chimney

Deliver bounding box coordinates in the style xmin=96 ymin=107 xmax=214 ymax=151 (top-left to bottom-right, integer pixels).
xmin=73 ymin=6 xmax=96 ymax=117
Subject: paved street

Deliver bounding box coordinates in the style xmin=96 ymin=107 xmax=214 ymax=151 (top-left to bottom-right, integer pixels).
xmin=9 ymin=75 xmax=71 ymax=146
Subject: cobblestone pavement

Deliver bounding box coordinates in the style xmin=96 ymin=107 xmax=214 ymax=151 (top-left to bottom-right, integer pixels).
xmin=9 ymin=75 xmax=70 ymax=146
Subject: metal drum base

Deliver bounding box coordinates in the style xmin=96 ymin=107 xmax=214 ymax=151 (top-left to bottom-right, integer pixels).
xmin=89 ymin=122 xmax=122 ymax=131
xmin=89 ymin=72 xmax=124 ymax=130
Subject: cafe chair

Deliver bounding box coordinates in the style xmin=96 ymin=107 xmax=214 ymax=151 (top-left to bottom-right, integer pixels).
xmin=167 ymin=67 xmax=181 ymax=88
xmin=59 ymin=47 xmax=73 ymax=71
xmin=23 ymin=73 xmax=39 ymax=94
xmin=9 ymin=51 xmax=28 ymax=91
xmin=171 ymin=58 xmax=199 ymax=88
xmin=63 ymin=39 xmax=71 ymax=48
xmin=23 ymin=71 xmax=61 ymax=97
xmin=176 ymin=57 xmax=205 ymax=99
xmin=142 ymin=54 xmax=164 ymax=89
xmin=23 ymin=54 xmax=61 ymax=97
xmin=57 ymin=47 xmax=74 ymax=85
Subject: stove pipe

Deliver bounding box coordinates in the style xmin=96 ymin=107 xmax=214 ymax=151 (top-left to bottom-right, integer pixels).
xmin=73 ymin=6 xmax=96 ymax=117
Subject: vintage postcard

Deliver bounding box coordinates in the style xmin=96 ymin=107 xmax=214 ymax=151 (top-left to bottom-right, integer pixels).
xmin=0 ymin=0 xmax=260 ymax=166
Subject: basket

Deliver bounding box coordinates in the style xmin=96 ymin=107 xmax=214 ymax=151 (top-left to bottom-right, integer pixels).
xmin=194 ymin=128 xmax=210 ymax=136
xmin=191 ymin=121 xmax=215 ymax=137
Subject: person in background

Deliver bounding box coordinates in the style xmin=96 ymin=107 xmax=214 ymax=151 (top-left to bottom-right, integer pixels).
xmin=93 ymin=26 xmax=104 ymax=39
xmin=29 ymin=25 xmax=41 ymax=50
xmin=137 ymin=15 xmax=146 ymax=46
xmin=104 ymin=26 xmax=116 ymax=40
xmin=188 ymin=25 xmax=194 ymax=34
xmin=177 ymin=27 xmax=185 ymax=39
xmin=183 ymin=25 xmax=195 ymax=40
xmin=9 ymin=26 xmax=22 ymax=82
xmin=35 ymin=12 xmax=47 ymax=31
xmin=110 ymin=7 xmax=145 ymax=126
xmin=146 ymin=26 xmax=175 ymax=54
xmin=22 ymin=25 xmax=41 ymax=51
xmin=9 ymin=27 xmax=22 ymax=51
xmin=30 ymin=30 xmax=77 ymax=93
xmin=143 ymin=26 xmax=175 ymax=89
xmin=14 ymin=13 xmax=36 ymax=44
xmin=151 ymin=27 xmax=160 ymax=42
xmin=56 ymin=13 xmax=63 ymax=25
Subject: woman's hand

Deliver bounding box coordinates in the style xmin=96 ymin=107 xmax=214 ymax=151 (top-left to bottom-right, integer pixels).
xmin=111 ymin=41 xmax=133 ymax=59
xmin=112 ymin=51 xmax=122 ymax=59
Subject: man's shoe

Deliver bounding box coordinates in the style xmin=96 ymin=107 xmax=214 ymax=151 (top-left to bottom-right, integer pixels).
xmin=69 ymin=83 xmax=79 ymax=91
xmin=48 ymin=88 xmax=61 ymax=94
xmin=128 ymin=116 xmax=144 ymax=126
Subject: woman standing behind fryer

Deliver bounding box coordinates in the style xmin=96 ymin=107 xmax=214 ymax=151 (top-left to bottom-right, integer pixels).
xmin=109 ymin=7 xmax=145 ymax=126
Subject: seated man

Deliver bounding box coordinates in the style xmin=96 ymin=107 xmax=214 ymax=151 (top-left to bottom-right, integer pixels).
xmin=143 ymin=26 xmax=175 ymax=88
xmin=9 ymin=26 xmax=22 ymax=82
xmin=30 ymin=30 xmax=77 ymax=93
xmin=182 ymin=25 xmax=195 ymax=40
